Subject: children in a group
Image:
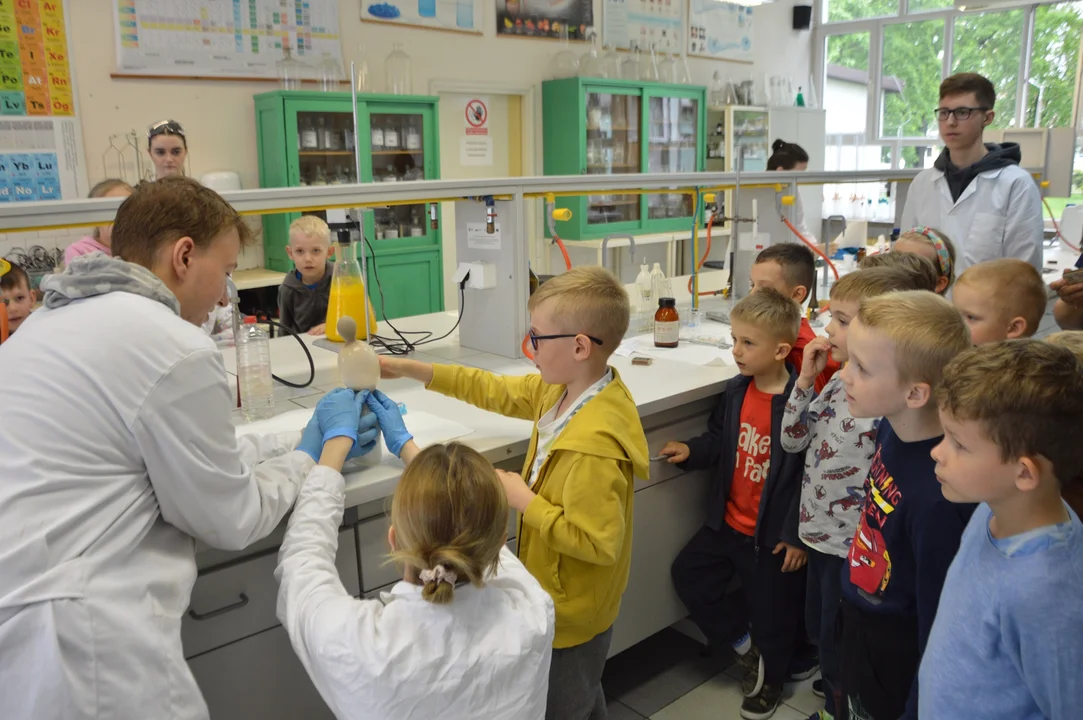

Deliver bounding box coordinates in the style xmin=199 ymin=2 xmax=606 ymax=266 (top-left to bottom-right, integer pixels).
xmin=752 ymin=244 xmax=840 ymax=392
xmin=780 ymin=267 xmax=920 ymax=720
xmin=277 ymin=215 xmax=377 ymax=336
xmin=375 ymin=266 xmax=648 ymax=720
xmin=63 ymin=179 xmax=134 ymax=265
xmin=921 ymin=340 xmax=1083 ymax=720
xmin=0 ymin=261 xmax=34 ymax=335
xmin=835 ymin=291 xmax=974 ymax=720
xmin=893 ymin=227 xmax=956 ymax=295
xmin=276 ymin=390 xmax=555 ymax=719
xmin=1045 ymin=329 xmax=1083 ymax=361
xmin=858 ymin=251 xmax=938 ymax=293
xmin=951 ymin=258 xmax=1048 ymax=344
xmin=664 ymin=289 xmax=810 ymax=720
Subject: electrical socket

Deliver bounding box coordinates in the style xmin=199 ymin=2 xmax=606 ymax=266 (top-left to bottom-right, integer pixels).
xmin=463 ymin=261 xmax=497 ymax=290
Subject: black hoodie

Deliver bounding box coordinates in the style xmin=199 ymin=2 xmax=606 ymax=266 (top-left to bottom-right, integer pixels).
xmin=277 ymin=262 xmax=332 ymax=334
xmin=933 ymin=142 xmax=1022 ymax=203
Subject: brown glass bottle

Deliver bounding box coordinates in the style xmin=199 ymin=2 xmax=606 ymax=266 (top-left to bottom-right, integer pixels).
xmin=654 ymin=297 xmax=680 ymax=348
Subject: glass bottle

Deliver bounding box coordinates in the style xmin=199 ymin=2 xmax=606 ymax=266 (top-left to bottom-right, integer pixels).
xmin=299 ymin=117 xmax=319 ymax=150
xmin=276 ymin=45 xmax=305 ymax=90
xmin=547 ymin=24 xmax=579 ymax=80
xmin=654 ymin=298 xmax=680 ymax=348
xmin=318 ymin=52 xmax=341 ymax=92
xmin=405 ymin=122 xmax=421 ymax=150
xmin=676 ymin=51 xmax=692 ymax=84
xmin=384 ymin=121 xmax=400 ymax=149
xmin=355 ymin=47 xmax=371 ymax=92
xmin=325 ymin=230 xmax=378 ymax=342
xmin=620 ymin=44 xmax=640 ymax=81
xmin=579 ymin=29 xmax=606 ymax=78
xmin=640 ymin=44 xmax=659 ymax=82
xmin=385 ymin=42 xmax=412 ymax=95
xmin=322 ymin=118 xmax=341 ymax=150
xmin=311 ymin=166 xmax=327 ymax=186
xmin=602 ymin=43 xmax=621 ymax=80
xmin=371 ymin=124 xmax=385 ymax=149
xmin=657 ymin=52 xmax=676 ymax=84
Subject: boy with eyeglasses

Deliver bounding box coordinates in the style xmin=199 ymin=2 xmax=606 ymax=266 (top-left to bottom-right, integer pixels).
xmin=900 ymin=72 xmax=1043 ymax=277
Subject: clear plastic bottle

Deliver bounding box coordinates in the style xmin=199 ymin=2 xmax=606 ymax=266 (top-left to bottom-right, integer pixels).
xmin=385 ymin=43 xmax=412 ymax=95
xmin=237 ymin=316 xmax=275 ymax=422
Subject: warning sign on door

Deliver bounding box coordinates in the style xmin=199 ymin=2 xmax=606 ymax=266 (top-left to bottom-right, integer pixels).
xmin=464 ymin=97 xmax=488 ymax=136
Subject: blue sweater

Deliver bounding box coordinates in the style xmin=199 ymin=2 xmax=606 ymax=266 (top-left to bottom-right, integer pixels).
xmin=919 ymin=503 xmax=1083 ymax=720
xmin=840 ymin=420 xmax=975 ymax=718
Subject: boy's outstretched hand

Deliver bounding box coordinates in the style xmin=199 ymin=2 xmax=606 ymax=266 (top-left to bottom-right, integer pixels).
xmin=658 ymin=441 xmax=690 ymax=464
xmin=378 ymin=356 xmax=434 ymax=384
xmin=496 ymin=469 xmax=536 ymax=512
xmin=773 ymin=542 xmax=807 ymax=572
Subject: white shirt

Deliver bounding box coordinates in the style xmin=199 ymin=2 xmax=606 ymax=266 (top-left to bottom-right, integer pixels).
xmin=527 ymin=369 xmax=613 ymax=487
xmin=901 ymin=162 xmax=1043 ymax=276
xmin=276 ymin=466 xmax=555 ymax=720
xmin=0 ymin=292 xmax=311 ymax=720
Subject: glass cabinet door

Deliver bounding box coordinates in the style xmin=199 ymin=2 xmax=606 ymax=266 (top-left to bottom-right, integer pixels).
xmin=647 ymin=95 xmax=699 ymax=219
xmin=585 ymin=91 xmax=641 ymax=226
xmin=369 ymin=112 xmax=428 ymax=242
xmin=733 ymin=109 xmax=769 ymax=172
xmin=296 ymin=111 xmax=358 ymax=187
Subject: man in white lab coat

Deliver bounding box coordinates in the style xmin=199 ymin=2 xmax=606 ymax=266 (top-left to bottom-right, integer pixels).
xmin=0 ymin=178 xmax=370 ymax=720
xmin=901 ymin=72 xmax=1043 ymax=275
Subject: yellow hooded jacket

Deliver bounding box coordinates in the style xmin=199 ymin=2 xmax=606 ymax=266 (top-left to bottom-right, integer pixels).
xmin=427 ymin=364 xmax=649 ymax=648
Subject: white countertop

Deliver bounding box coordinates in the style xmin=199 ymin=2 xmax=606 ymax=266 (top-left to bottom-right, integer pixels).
xmin=225 ymin=310 xmax=738 ymax=510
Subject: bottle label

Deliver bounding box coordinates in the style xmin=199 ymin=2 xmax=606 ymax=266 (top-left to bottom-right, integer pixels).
xmin=654 ymin=320 xmax=679 ymax=344
xmin=301 ymin=129 xmax=318 ymax=148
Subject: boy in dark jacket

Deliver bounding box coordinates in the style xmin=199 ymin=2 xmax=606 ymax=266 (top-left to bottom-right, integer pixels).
xmin=663 ymin=289 xmax=810 ymax=720
xmin=278 ymin=215 xmax=333 ymax=335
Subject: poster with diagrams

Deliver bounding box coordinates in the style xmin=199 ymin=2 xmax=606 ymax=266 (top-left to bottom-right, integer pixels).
xmin=603 ymin=0 xmax=682 ymax=53
xmin=687 ymin=0 xmax=753 ymax=63
xmin=363 ymin=0 xmax=483 ymax=34
xmin=113 ymin=0 xmax=344 ymax=78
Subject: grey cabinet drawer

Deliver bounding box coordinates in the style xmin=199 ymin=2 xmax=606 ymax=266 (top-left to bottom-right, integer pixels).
xmin=638 ymin=411 xmax=711 ymax=490
xmin=182 ymin=529 xmax=359 ymax=658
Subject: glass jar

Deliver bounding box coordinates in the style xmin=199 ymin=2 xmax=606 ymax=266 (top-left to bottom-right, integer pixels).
xmin=579 ymin=29 xmax=606 ymax=78
xmin=405 ymin=123 xmax=421 ymax=150
xmin=385 ymin=43 xmax=412 ymax=95
xmin=317 ymin=52 xmax=341 ymax=92
xmin=547 ymin=24 xmax=579 ymax=79
xmin=384 ymin=122 xmax=400 ymax=149
xmin=654 ymin=298 xmax=680 ymax=348
xmin=276 ymin=46 xmax=305 ymax=90
xmin=371 ymin=125 xmax=385 ymax=149
xmin=299 ymin=117 xmax=319 ymax=150
xmin=620 ymin=45 xmax=640 ymax=81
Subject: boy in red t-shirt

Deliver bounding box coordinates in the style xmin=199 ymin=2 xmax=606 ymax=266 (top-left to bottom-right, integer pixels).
xmin=751 ymin=243 xmax=840 ymax=393
xmin=662 ymin=289 xmax=812 ymax=720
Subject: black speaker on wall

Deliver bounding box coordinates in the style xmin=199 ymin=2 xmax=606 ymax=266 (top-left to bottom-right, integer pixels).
xmin=793 ymin=4 xmax=813 ymax=30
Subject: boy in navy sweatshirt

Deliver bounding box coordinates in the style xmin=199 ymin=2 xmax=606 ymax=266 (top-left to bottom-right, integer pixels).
xmin=834 ymin=291 xmax=973 ymax=720
xmin=921 ymin=341 xmax=1083 ymax=720
xmin=663 ymin=289 xmax=810 ymax=720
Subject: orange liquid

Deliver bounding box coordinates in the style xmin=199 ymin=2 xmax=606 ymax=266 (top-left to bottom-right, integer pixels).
xmin=325 ymin=279 xmax=379 ymax=342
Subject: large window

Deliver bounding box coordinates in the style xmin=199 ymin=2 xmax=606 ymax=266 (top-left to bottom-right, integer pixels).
xmin=952 ymin=10 xmax=1024 ymax=129
xmin=1030 ymin=3 xmax=1083 ymax=128
xmin=825 ymin=0 xmax=897 ymax=24
xmin=882 ymin=21 xmax=944 ymax=142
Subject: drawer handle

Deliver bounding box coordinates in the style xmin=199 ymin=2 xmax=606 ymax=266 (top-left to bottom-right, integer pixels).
xmin=188 ymin=592 xmax=250 ymax=621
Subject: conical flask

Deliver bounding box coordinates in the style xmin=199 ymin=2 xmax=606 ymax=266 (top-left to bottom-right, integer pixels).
xmin=325 ymin=229 xmax=379 ymax=342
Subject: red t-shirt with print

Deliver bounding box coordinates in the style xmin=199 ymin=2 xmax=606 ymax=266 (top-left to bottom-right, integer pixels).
xmin=789 ymin=317 xmax=840 ymax=394
xmin=725 ymin=381 xmax=774 ymax=536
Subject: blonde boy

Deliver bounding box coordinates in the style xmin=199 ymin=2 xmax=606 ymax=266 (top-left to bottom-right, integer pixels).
xmin=781 ymin=267 xmax=920 ymax=720
xmin=1045 ymin=330 xmax=1083 ymax=362
xmin=922 ymin=341 xmax=1083 ymax=720
xmin=952 ymin=259 xmax=1047 ymax=344
xmin=664 ymin=290 xmax=812 ymax=720
xmin=858 ymin=252 xmax=939 ymax=293
xmin=278 ymin=216 xmax=341 ymax=335
xmin=836 ymin=291 xmax=974 ymax=720
xmin=377 ymin=266 xmax=648 ymax=720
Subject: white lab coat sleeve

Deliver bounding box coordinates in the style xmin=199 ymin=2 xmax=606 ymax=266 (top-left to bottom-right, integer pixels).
xmin=236 ymin=428 xmax=304 ymax=466
xmin=1003 ymin=175 xmax=1045 ymax=271
xmin=132 ymin=348 xmax=311 ymax=550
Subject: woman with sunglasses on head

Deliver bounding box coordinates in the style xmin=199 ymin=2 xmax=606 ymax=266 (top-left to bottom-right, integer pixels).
xmin=147 ymin=119 xmax=188 ymax=180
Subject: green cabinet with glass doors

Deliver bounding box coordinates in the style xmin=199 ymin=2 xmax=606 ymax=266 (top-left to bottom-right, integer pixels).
xmin=542 ymin=78 xmax=706 ymax=239
xmin=254 ymin=91 xmax=443 ymax=319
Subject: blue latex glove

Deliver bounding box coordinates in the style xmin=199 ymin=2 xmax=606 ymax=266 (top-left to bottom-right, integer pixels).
xmin=347 ymin=391 xmax=381 ymax=461
xmin=316 ymin=388 xmax=362 ymax=444
xmin=365 ymin=389 xmax=413 ymax=457
xmin=297 ymin=412 xmax=324 ymax=462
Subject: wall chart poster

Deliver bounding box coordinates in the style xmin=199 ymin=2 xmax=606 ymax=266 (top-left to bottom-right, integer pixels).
xmin=363 ymin=0 xmax=483 ymax=34
xmin=603 ymin=0 xmax=681 ymax=53
xmin=0 ymin=0 xmax=74 ymax=116
xmin=496 ymin=0 xmax=592 ymax=40
xmin=687 ymin=0 xmax=753 ymax=63
xmin=113 ymin=0 xmax=344 ymax=78
xmin=0 ymin=118 xmax=87 ymax=201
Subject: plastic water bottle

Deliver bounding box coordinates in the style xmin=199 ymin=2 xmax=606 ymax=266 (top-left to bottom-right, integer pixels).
xmin=237 ymin=316 xmax=275 ymax=422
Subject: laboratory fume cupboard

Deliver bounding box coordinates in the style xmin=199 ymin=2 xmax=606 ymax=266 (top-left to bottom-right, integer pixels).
xmin=542 ymin=78 xmax=707 ymax=239
xmin=254 ymin=91 xmax=443 ymax=319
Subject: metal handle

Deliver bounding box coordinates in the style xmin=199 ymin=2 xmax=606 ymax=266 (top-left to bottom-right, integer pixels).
xmin=188 ymin=592 xmax=249 ymax=621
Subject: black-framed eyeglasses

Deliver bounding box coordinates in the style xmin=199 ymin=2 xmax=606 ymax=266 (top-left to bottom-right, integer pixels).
xmin=934 ymin=106 xmax=988 ymax=122
xmin=528 ymin=331 xmax=603 ymax=352
xmin=148 ymin=119 xmax=185 ymax=139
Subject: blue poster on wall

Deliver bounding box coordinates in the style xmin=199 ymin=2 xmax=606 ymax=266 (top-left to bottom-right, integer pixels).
xmin=0 ymin=152 xmax=60 ymax=202
xmin=687 ymin=0 xmax=753 ymax=63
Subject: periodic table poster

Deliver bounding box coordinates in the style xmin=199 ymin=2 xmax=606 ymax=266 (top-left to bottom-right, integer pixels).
xmin=0 ymin=0 xmax=74 ymax=116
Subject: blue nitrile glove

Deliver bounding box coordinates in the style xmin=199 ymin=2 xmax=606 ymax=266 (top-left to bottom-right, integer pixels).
xmin=365 ymin=389 xmax=413 ymax=457
xmin=316 ymin=388 xmax=362 ymax=444
xmin=347 ymin=391 xmax=381 ymax=461
xmin=297 ymin=412 xmax=324 ymax=462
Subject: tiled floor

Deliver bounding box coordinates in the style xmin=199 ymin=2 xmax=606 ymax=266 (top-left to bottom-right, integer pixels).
xmin=601 ymin=629 xmax=822 ymax=720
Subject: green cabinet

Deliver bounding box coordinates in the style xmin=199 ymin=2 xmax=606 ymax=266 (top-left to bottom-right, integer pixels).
xmin=254 ymin=91 xmax=443 ymax=319
xmin=542 ymin=78 xmax=706 ymax=239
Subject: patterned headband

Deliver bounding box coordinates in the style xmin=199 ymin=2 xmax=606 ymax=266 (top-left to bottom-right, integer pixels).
xmin=905 ymin=226 xmax=952 ymax=277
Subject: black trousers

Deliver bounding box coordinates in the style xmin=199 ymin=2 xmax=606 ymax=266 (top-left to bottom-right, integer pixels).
xmin=839 ymin=599 xmax=919 ymax=720
xmin=806 ymin=549 xmax=844 ymax=717
xmin=671 ymin=524 xmax=807 ymax=685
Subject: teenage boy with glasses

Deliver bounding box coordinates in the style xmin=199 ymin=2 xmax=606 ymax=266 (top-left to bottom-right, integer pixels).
xmin=900 ymin=72 xmax=1043 ymax=277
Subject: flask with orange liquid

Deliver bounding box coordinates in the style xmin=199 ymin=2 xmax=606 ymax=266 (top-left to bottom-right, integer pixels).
xmin=325 ymin=229 xmax=379 ymax=342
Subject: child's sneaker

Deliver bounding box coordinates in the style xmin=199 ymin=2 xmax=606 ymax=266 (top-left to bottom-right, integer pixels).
xmin=805 ymin=711 xmax=832 ymax=720
xmin=740 ymin=682 xmax=783 ymax=720
xmin=732 ymin=630 xmax=752 ymax=656
xmin=738 ymin=644 xmax=765 ymax=698
xmin=812 ymin=679 xmax=825 ymax=698
xmin=788 ymin=654 xmax=820 ymax=681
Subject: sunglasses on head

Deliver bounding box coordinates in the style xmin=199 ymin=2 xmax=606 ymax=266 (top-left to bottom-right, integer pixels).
xmin=148 ymin=120 xmax=185 ymax=139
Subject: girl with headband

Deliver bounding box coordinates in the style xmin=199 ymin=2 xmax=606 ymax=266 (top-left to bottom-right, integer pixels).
xmin=895 ymin=227 xmax=957 ymax=295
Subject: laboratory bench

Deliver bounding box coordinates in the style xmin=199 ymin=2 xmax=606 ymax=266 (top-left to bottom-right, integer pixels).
xmin=195 ymin=308 xmax=737 ymax=719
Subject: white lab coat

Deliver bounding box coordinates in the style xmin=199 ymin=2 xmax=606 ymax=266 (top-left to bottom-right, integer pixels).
xmin=0 ymin=292 xmax=312 ymax=720
xmin=276 ymin=466 xmax=555 ymax=720
xmin=900 ymin=163 xmax=1044 ymax=275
